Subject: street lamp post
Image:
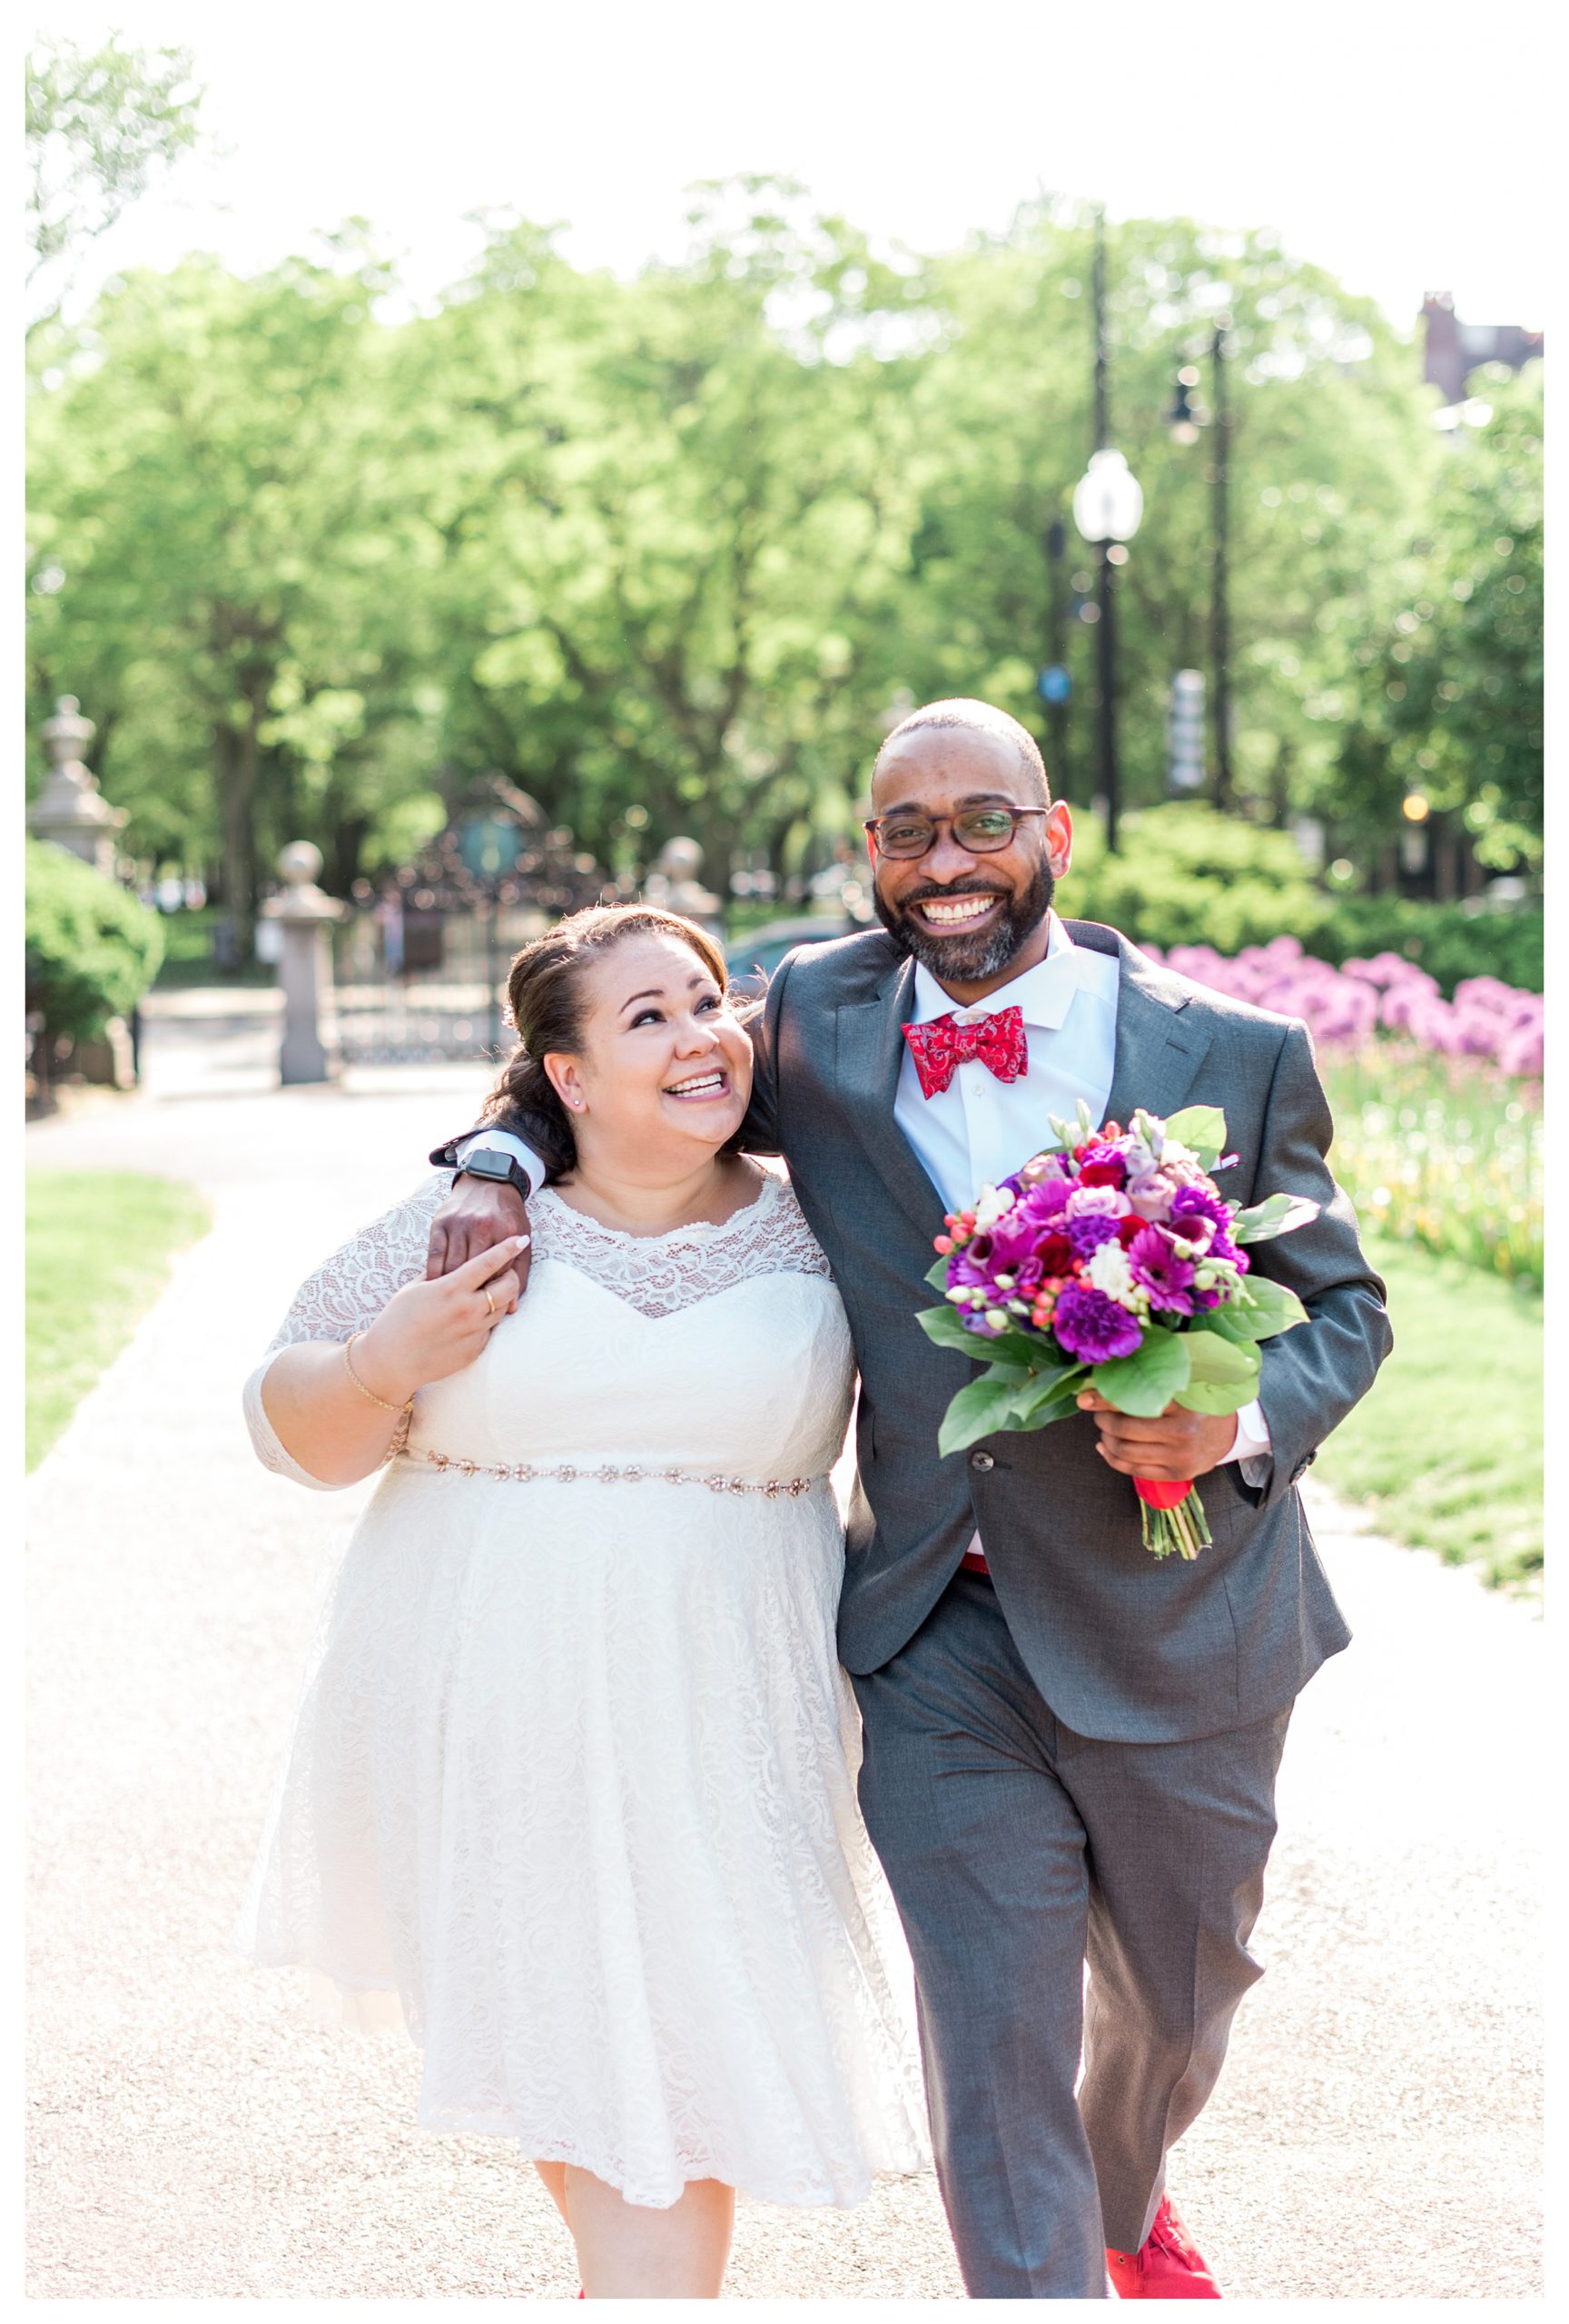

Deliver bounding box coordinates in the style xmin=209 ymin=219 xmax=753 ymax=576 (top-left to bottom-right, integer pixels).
xmin=1166 ymin=321 xmax=1234 ymax=810
xmin=1071 ymin=209 xmax=1143 ymax=852
xmin=1209 ymin=320 xmax=1233 ymax=812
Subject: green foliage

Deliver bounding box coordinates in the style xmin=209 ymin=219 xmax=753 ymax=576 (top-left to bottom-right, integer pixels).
xmin=1313 ymin=897 xmax=1543 ymax=995
xmin=25 ymin=837 xmax=163 ymax=1044
xmin=1318 ymin=1046 xmax=1542 ymax=1288
xmin=26 ymin=34 xmax=202 ymax=319
xmin=25 ymin=190 xmax=1542 ymax=932
xmin=25 ymin=1170 xmax=210 ymax=1468
xmin=1060 ymin=802 xmax=1333 ymax=952
xmin=1323 ymin=369 xmax=1544 ymax=872
xmin=1314 ymin=1237 xmax=1540 ymax=1590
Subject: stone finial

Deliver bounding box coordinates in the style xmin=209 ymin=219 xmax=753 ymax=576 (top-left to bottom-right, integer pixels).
xmin=29 ymin=694 xmax=127 ymax=877
xmin=262 ymin=841 xmax=347 ymax=925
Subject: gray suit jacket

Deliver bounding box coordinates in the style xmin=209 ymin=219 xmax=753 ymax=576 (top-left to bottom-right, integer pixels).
xmin=742 ymin=919 xmax=1391 ymax=1743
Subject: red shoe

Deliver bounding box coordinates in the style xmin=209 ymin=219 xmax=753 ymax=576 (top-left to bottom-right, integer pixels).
xmin=1106 ymin=2197 xmax=1220 ymax=2298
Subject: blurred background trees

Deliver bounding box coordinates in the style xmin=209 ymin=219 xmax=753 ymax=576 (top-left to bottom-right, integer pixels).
xmin=25 ymin=39 xmax=1543 ymax=961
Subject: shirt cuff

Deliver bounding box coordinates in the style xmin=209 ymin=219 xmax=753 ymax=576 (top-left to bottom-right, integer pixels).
xmin=452 ymin=1128 xmax=545 ymax=1196
xmin=1226 ymin=1396 xmax=1272 ymax=1486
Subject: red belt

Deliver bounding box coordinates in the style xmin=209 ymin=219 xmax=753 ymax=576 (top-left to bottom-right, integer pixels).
xmin=959 ymin=1547 xmax=991 ymax=1575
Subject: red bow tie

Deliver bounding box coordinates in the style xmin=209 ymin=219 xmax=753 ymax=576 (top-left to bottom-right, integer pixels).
xmin=902 ymin=1005 xmax=1028 ymax=1098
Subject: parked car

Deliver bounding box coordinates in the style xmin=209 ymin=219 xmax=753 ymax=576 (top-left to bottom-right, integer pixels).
xmin=724 ymin=915 xmax=861 ymax=999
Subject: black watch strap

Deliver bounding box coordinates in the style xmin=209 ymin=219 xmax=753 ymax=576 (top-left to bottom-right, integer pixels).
xmin=457 ymin=1148 xmax=533 ymax=1199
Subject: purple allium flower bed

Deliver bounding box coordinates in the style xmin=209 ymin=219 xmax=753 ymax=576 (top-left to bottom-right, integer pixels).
xmin=1140 ymin=934 xmax=1544 ymax=1079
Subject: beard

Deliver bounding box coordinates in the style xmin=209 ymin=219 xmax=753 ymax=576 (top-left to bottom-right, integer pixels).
xmin=873 ymin=856 xmax=1056 ymax=983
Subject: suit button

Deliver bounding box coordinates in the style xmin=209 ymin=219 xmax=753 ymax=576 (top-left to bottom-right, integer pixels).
xmin=970 ymin=1452 xmax=994 ymax=1472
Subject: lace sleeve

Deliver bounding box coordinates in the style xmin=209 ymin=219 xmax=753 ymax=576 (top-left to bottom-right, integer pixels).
xmin=242 ymin=1172 xmax=450 ymax=1489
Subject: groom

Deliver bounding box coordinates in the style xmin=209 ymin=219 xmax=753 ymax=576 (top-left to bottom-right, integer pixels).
xmin=425 ymin=699 xmax=1390 ymax=2298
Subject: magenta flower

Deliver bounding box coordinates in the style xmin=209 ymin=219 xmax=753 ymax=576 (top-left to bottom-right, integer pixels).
xmin=1127 ymin=1225 xmax=1198 ymax=1315
xmin=1169 ymin=1185 xmax=1232 ymax=1236
xmin=1015 ymin=1171 xmax=1071 ymax=1224
xmin=1051 ymin=1282 xmax=1144 ymax=1363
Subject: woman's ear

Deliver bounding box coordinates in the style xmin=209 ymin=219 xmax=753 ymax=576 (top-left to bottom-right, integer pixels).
xmin=544 ymin=1053 xmax=586 ymax=1114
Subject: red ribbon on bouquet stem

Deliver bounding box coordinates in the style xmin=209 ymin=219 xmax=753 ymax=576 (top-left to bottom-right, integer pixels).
xmin=1131 ymin=1474 xmax=1213 ymax=1561
xmin=1132 ymin=1475 xmax=1192 ymax=1511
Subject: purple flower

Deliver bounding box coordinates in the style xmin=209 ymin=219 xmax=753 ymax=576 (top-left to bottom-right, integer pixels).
xmin=1015 ymin=1172 xmax=1071 ymax=1225
xmin=1127 ymin=1225 xmax=1198 ymax=1315
xmin=1169 ymin=1184 xmax=1231 ymax=1236
xmin=1068 ymin=1209 xmax=1122 ymax=1260
xmin=1051 ymin=1282 xmax=1145 ymax=1363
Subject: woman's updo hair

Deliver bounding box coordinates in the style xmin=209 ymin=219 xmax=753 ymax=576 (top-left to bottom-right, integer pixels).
xmin=482 ymin=904 xmax=734 ymax=1183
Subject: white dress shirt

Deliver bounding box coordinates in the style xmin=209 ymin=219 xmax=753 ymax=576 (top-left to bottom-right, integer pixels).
xmin=458 ymin=911 xmax=1271 ymax=1480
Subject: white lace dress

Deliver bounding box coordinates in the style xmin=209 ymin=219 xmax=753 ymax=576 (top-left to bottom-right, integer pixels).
xmin=234 ymin=1170 xmax=928 ymax=2210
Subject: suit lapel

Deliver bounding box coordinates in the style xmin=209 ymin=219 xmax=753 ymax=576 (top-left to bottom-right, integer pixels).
xmin=1085 ymin=924 xmax=1216 ymax=1130
xmin=834 ymin=955 xmax=949 ymax=1236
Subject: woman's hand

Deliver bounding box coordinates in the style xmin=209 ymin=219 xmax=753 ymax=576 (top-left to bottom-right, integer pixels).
xmin=357 ymin=1236 xmax=527 ymax=1401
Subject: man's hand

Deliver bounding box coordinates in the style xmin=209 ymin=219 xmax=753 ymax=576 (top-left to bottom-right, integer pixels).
xmin=427 ymin=1173 xmax=531 ymax=1302
xmin=1074 ymin=1388 xmax=1236 ymax=1482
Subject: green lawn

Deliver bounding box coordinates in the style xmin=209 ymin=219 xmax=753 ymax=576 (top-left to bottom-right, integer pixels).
xmin=26 ymin=1172 xmax=212 ymax=1470
xmin=1314 ymin=1235 xmax=1542 ymax=1590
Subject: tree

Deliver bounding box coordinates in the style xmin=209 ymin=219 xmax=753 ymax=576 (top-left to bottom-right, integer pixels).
xmin=25 ymin=34 xmax=202 ymax=327
xmin=389 ymin=187 xmax=923 ymax=884
xmin=26 ymin=239 xmax=439 ymax=947
xmin=875 ymin=199 xmax=1438 ymax=847
xmin=1338 ymin=366 xmax=1543 ymax=883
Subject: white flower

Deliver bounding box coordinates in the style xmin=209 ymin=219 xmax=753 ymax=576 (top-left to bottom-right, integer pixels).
xmin=973 ymin=1184 xmax=1017 ymax=1231
xmin=1085 ymin=1238 xmax=1150 ymax=1315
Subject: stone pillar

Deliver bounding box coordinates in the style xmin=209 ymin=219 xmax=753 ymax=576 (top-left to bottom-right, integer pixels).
xmin=261 ymin=842 xmax=348 ymax=1086
xmin=641 ymin=836 xmax=724 ymax=935
xmin=27 ymin=696 xmax=128 ymax=877
xmin=28 ymin=694 xmax=138 ymax=1088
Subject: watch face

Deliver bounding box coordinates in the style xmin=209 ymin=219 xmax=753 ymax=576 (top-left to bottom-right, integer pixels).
xmin=468 ymin=1152 xmax=508 ymax=1177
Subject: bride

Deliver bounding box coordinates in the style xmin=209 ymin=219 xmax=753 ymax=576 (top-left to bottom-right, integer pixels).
xmin=234 ymin=903 xmax=928 ymax=2299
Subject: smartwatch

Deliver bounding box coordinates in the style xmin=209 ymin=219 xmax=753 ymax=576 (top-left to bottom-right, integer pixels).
xmin=457 ymin=1147 xmax=534 ymax=1201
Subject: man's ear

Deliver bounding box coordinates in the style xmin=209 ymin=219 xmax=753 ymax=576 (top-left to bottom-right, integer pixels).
xmin=1046 ymin=800 xmax=1073 ymax=879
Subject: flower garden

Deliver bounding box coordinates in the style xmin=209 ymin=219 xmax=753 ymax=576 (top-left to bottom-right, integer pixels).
xmin=1142 ymin=938 xmax=1544 ymax=1288
xmin=1136 ymin=936 xmax=1542 ymax=1590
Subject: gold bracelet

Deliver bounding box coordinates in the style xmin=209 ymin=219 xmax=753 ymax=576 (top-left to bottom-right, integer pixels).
xmin=343 ymin=1333 xmax=414 ymax=1416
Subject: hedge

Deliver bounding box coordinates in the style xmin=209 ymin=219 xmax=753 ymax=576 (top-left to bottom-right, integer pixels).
xmin=1057 ymin=803 xmax=1542 ymax=996
xmin=25 ymin=836 xmax=165 ymax=1049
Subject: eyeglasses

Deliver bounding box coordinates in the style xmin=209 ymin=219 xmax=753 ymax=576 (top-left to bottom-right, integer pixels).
xmin=863 ymin=806 xmax=1048 ymax=861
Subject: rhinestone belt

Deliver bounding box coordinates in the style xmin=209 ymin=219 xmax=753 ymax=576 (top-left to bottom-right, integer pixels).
xmin=400 ymin=1448 xmax=824 ymax=1499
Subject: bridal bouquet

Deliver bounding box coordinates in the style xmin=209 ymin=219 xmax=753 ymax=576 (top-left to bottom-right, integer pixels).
xmin=916 ymin=1103 xmax=1319 ymax=1560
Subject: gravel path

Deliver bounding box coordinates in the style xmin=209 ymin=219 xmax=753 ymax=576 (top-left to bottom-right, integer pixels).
xmin=27 ymin=1064 xmax=1542 ymax=2298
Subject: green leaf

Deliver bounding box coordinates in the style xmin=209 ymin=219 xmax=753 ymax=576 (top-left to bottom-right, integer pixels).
xmin=1173 ymin=1327 xmax=1260 ymax=1413
xmin=938 ymin=1368 xmax=1032 ymax=1457
xmin=924 ymin=1254 xmax=953 ymax=1295
xmin=1162 ymin=1105 xmax=1228 ymax=1166
xmin=1009 ymin=1365 xmax=1089 ymax=1426
xmin=1230 ymin=1275 xmax=1310 ymax=1339
xmin=916 ymin=1302 xmax=998 ymax=1357
xmin=1229 ymin=1192 xmax=1320 ymax=1244
xmin=1203 ymin=1302 xmax=1261 ymax=1346
xmin=915 ymin=1301 xmax=1069 ymax=1374
xmin=1090 ymin=1329 xmax=1191 ymax=1416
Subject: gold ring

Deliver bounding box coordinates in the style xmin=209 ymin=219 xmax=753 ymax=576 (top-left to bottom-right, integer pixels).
xmin=485 ymin=1290 xmax=496 ymax=1317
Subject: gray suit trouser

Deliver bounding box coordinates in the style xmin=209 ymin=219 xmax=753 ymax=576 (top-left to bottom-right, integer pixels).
xmin=851 ymin=1571 xmax=1291 ymax=2299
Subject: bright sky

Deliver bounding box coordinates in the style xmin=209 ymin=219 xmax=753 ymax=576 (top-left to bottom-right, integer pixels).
xmin=33 ymin=0 xmax=1552 ymax=333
